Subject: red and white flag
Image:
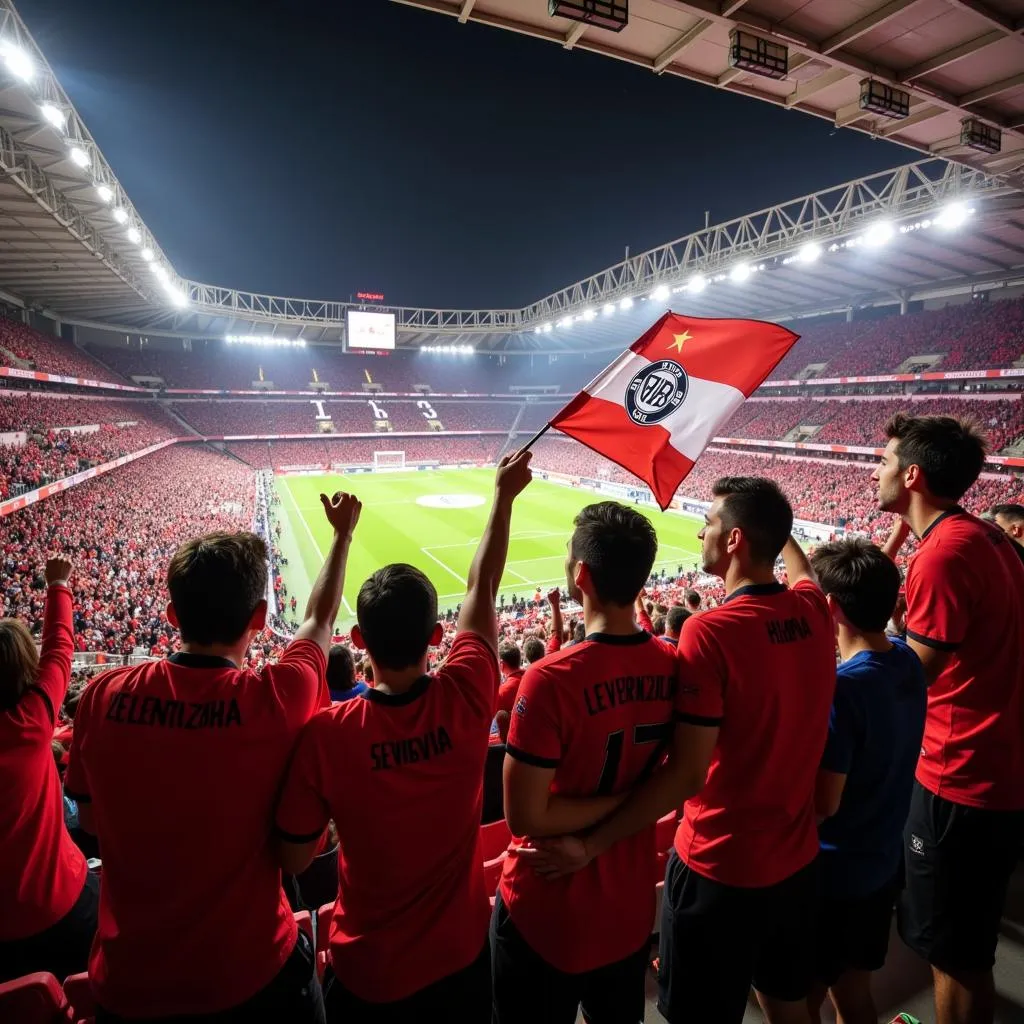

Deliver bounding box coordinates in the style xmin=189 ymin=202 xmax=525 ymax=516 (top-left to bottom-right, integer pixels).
xmin=548 ymin=312 xmax=800 ymax=509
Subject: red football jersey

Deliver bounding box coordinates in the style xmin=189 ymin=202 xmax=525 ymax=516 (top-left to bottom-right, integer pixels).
xmin=0 ymin=584 xmax=87 ymax=940
xmin=500 ymin=631 xmax=676 ymax=973
xmin=674 ymin=581 xmax=835 ymax=887
xmin=274 ymin=631 xmax=498 ymax=1002
xmin=497 ymin=668 xmax=525 ymax=717
xmin=905 ymin=509 xmax=1024 ymax=809
xmin=64 ymin=640 xmax=328 ymax=1017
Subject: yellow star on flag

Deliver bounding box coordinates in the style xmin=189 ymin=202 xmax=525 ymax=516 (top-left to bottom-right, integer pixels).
xmin=667 ymin=330 xmax=692 ymax=354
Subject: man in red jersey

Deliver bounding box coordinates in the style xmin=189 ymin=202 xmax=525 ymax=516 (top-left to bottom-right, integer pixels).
xmin=492 ymin=500 xmax=676 ymax=1024
xmin=273 ymin=452 xmax=533 ymax=1023
xmin=875 ymin=414 xmax=1024 ymax=1024
xmin=65 ymin=492 xmax=360 ymax=1023
xmin=533 ymin=477 xmax=835 ymax=1024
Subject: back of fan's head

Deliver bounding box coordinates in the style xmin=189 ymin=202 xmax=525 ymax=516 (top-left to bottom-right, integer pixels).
xmin=569 ymin=502 xmax=658 ymax=607
xmin=884 ymin=412 xmax=987 ymax=500
xmin=523 ymin=636 xmax=545 ymax=664
xmin=166 ymin=532 xmax=268 ymax=646
xmin=810 ymin=538 xmax=901 ymax=634
xmin=0 ymin=618 xmax=39 ymax=710
xmin=326 ymin=645 xmax=356 ymax=693
xmin=357 ymin=563 xmax=438 ymax=670
xmin=712 ymin=477 xmax=793 ymax=566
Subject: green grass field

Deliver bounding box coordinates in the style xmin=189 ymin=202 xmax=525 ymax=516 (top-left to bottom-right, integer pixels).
xmin=273 ymin=469 xmax=705 ymax=626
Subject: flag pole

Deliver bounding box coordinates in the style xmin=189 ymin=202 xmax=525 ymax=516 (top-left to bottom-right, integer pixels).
xmin=516 ymin=423 xmax=551 ymax=454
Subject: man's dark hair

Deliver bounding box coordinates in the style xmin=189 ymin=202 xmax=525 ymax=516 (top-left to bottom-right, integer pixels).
xmin=570 ymin=502 xmax=658 ymax=607
xmin=572 ymin=621 xmax=586 ymax=643
xmin=992 ymin=503 xmax=1024 ymax=524
xmin=810 ymin=538 xmax=901 ymax=633
xmin=651 ymin=614 xmax=665 ymax=636
xmin=499 ymin=643 xmax=521 ymax=671
xmin=884 ymin=413 xmax=987 ymax=501
xmin=711 ymin=477 xmax=793 ymax=566
xmin=523 ymin=637 xmax=545 ymax=664
xmin=326 ymin=645 xmax=356 ymax=693
xmin=166 ymin=532 xmax=268 ymax=646
xmin=357 ymin=563 xmax=437 ymax=670
xmin=684 ymin=589 xmax=701 ymax=611
xmin=666 ymin=605 xmax=690 ymax=637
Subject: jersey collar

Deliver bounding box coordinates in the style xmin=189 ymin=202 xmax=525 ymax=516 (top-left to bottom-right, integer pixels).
xmin=167 ymin=652 xmax=238 ymax=669
xmin=919 ymin=505 xmax=967 ymax=542
xmin=584 ymin=630 xmax=650 ymax=645
xmin=723 ymin=582 xmax=786 ymax=604
xmin=362 ymin=674 xmax=431 ymax=706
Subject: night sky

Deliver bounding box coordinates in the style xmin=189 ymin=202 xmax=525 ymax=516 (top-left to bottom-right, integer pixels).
xmin=16 ymin=0 xmax=913 ymax=309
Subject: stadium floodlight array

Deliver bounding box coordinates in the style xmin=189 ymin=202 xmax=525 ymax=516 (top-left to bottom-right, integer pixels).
xmin=224 ymin=335 xmax=308 ymax=347
xmin=421 ymin=344 xmax=474 ymax=354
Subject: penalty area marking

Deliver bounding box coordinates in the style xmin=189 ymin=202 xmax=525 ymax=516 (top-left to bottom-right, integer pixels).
xmin=416 ymin=494 xmax=486 ymax=509
xmin=420 ymin=547 xmax=468 ymax=587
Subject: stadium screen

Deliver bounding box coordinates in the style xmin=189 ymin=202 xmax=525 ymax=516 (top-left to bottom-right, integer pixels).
xmin=346 ymin=310 xmax=396 ymax=351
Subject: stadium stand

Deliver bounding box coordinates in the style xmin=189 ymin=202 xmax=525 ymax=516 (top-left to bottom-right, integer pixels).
xmin=0 ymin=321 xmax=124 ymax=381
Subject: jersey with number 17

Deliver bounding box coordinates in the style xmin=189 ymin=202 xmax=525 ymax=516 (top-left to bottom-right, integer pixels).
xmin=500 ymin=631 xmax=677 ymax=973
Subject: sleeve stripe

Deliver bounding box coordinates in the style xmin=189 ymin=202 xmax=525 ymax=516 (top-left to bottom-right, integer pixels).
xmin=674 ymin=711 xmax=723 ymax=727
xmin=273 ymin=824 xmax=325 ymax=844
xmin=26 ymin=685 xmax=54 ymax=725
xmin=905 ymin=629 xmax=960 ymax=653
xmin=505 ymin=743 xmax=560 ymax=769
xmin=64 ymin=789 xmax=91 ymax=804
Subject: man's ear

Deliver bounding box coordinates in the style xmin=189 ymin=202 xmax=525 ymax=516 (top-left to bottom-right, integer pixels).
xmin=429 ymin=622 xmax=443 ymax=646
xmin=249 ymin=599 xmax=268 ymax=632
xmin=166 ymin=602 xmax=179 ymax=629
xmin=351 ymin=624 xmax=367 ymax=651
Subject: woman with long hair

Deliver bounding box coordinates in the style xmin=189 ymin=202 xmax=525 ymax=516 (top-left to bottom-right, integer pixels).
xmin=0 ymin=556 xmax=98 ymax=982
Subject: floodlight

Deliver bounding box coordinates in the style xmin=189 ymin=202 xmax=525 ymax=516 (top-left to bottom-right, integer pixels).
xmin=686 ymin=274 xmax=706 ymax=293
xmin=96 ymin=184 xmax=113 ymax=203
xmin=113 ymin=208 xmax=128 ymax=224
xmin=534 ymin=326 xmax=541 ymax=334
xmin=140 ymin=248 xmax=154 ymax=262
xmin=558 ymin=316 xmax=573 ymax=328
xmin=40 ymin=103 xmax=65 ymax=129
xmin=650 ymin=284 xmax=670 ymax=301
xmin=729 ymin=263 xmax=751 ymax=282
xmin=165 ymin=285 xmax=187 ymax=308
xmin=127 ymin=227 xmax=141 ymax=244
xmin=796 ymin=242 xmax=822 ymax=264
xmin=1 ymin=43 xmax=34 ymax=82
xmin=603 ymin=303 xmax=615 ymax=315
xmin=935 ymin=202 xmax=969 ymax=230
xmin=542 ymin=322 xmax=552 ymax=333
xmin=619 ymin=297 xmax=633 ymax=310
xmin=69 ymin=147 xmax=89 ymax=168
xmin=582 ymin=309 xmax=596 ymax=321
xmin=152 ymin=265 xmax=169 ymax=281
xmin=862 ymin=221 xmax=894 ymax=247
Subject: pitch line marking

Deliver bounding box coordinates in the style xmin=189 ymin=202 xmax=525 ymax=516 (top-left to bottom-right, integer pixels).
xmin=420 ymin=547 xmax=468 ymax=587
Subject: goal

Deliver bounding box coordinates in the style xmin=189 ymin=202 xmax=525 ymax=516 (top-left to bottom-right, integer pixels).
xmin=373 ymin=450 xmax=406 ymax=471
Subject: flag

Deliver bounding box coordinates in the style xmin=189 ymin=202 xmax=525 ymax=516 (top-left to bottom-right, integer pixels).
xmin=548 ymin=311 xmax=800 ymax=510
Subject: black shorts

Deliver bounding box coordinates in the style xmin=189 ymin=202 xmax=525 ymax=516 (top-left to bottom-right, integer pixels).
xmin=657 ymin=851 xmax=818 ymax=1024
xmin=323 ymin=941 xmax=489 ymax=1024
xmin=490 ymin=892 xmax=648 ymax=1024
xmin=813 ymin=878 xmax=898 ymax=986
xmin=898 ymin=781 xmax=1024 ymax=974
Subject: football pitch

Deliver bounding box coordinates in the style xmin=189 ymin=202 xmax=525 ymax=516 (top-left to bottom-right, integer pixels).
xmin=273 ymin=469 xmax=705 ymax=626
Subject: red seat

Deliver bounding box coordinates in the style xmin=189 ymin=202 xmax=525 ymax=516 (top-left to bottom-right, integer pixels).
xmin=0 ymin=972 xmax=72 ymax=1024
xmin=62 ymin=973 xmax=94 ymax=1024
xmin=480 ymin=819 xmax=511 ymax=862
xmin=483 ymin=851 xmax=506 ymax=892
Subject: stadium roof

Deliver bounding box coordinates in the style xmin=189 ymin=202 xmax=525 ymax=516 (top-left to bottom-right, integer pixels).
xmin=0 ymin=0 xmax=1020 ymax=354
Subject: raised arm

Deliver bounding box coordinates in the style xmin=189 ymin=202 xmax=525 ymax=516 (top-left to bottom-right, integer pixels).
xmin=881 ymin=518 xmax=911 ymax=563
xmin=546 ymin=588 xmax=563 ymax=652
xmin=32 ymin=557 xmax=75 ymax=722
xmin=457 ymin=451 xmax=533 ymax=648
xmin=781 ymin=537 xmax=815 ymax=588
xmin=634 ymin=589 xmax=654 ymax=632
xmin=294 ymin=491 xmax=362 ymax=655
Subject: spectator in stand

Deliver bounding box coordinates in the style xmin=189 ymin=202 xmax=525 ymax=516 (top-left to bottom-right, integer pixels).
xmin=990 ymin=503 xmax=1024 ymax=563
xmin=523 ymin=636 xmax=545 ymax=664
xmin=874 ymin=414 xmax=1024 ymax=1024
xmin=0 ymin=556 xmax=99 ymax=984
xmin=807 ymin=540 xmax=926 ymax=1024
xmin=493 ymin=642 xmax=525 ymax=744
xmin=326 ymin=645 xmax=367 ymax=704
xmin=65 ymin=492 xmax=360 ymax=1022
xmin=273 ymin=452 xmax=533 ymax=1023
xmin=662 ymin=605 xmax=689 ymax=647
xmin=533 ymin=478 xmax=835 ymax=1024
xmin=494 ymin=501 xmax=675 ymax=1024
xmin=684 ymin=588 xmax=702 ymax=615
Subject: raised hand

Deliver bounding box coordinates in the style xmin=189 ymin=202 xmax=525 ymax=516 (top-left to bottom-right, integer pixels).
xmin=546 ymin=587 xmax=561 ymax=607
xmin=495 ymin=450 xmax=533 ymax=503
xmin=45 ymin=556 xmax=73 ymax=586
xmin=319 ymin=491 xmax=362 ymax=540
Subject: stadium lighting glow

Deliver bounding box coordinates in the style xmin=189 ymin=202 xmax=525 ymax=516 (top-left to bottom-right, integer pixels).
xmin=582 ymin=309 xmax=596 ymax=321
xmin=1 ymin=43 xmax=34 ymax=82
xmin=140 ymin=248 xmax=154 ymax=262
xmin=96 ymin=184 xmax=113 ymax=203
xmin=619 ymin=297 xmax=633 ymax=310
xmin=796 ymin=242 xmax=822 ymax=264
xmin=935 ymin=202 xmax=969 ymax=230
xmin=603 ymin=303 xmax=615 ymax=315
xmin=558 ymin=316 xmax=573 ymax=328
xmin=165 ymin=287 xmax=188 ymax=308
xmin=69 ymin=146 xmax=90 ymax=168
xmin=730 ymin=262 xmax=751 ymax=283
xmin=152 ymin=265 xmax=169 ymax=282
xmin=113 ymin=208 xmax=128 ymax=224
xmin=534 ymin=326 xmax=541 ymax=334
xmin=542 ymin=322 xmax=552 ymax=333
xmin=421 ymin=344 xmax=474 ymax=354
xmin=686 ymin=274 xmax=706 ymax=294
xmin=650 ymin=284 xmax=670 ymax=301
xmin=126 ymin=227 xmax=141 ymax=244
xmin=862 ymin=221 xmax=894 ymax=248
xmin=40 ymin=103 xmax=65 ymax=129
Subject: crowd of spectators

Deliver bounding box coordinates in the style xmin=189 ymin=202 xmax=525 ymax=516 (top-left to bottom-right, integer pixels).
xmin=0 ymin=394 xmax=173 ymax=434
xmin=0 ymin=320 xmax=126 ymax=381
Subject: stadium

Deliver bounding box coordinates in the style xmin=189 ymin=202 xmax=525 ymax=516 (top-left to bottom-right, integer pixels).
xmin=0 ymin=0 xmax=1023 ymax=1022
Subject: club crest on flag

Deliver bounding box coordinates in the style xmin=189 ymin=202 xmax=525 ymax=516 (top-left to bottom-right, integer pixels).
xmin=625 ymin=359 xmax=688 ymax=426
